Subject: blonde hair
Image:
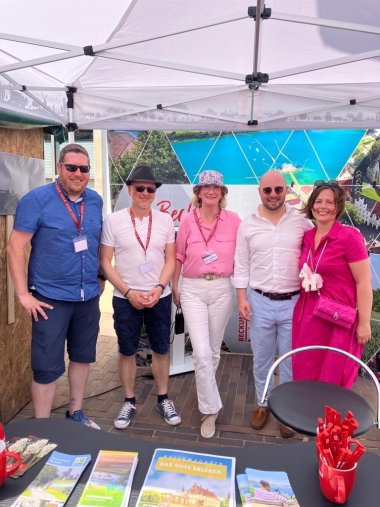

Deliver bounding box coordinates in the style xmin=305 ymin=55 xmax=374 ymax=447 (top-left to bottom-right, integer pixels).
xmin=191 ymin=187 xmax=227 ymax=209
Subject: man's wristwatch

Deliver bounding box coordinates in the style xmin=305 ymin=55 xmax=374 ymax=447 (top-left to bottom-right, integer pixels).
xmin=156 ymin=284 xmax=165 ymax=292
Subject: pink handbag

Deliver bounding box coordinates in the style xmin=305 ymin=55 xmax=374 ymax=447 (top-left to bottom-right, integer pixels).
xmin=313 ymin=294 xmax=357 ymax=329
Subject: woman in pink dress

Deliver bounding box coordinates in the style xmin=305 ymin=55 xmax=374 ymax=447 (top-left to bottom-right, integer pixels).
xmin=292 ymin=180 xmax=372 ymax=388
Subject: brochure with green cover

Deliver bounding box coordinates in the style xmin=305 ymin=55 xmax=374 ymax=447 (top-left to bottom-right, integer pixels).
xmin=11 ymin=451 xmax=91 ymax=507
xmin=77 ymin=450 xmax=139 ymax=507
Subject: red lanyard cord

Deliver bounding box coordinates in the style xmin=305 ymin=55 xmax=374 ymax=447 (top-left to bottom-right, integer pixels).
xmin=55 ymin=181 xmax=84 ymax=234
xmin=129 ymin=209 xmax=153 ymax=254
xmin=193 ymin=208 xmax=220 ymax=246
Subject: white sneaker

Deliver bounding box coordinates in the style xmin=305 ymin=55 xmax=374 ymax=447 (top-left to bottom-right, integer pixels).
xmin=157 ymin=399 xmax=181 ymax=426
xmin=114 ymin=401 xmax=136 ymax=429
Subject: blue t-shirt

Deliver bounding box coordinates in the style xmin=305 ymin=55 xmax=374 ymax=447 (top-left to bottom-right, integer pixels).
xmin=14 ymin=180 xmax=103 ymax=301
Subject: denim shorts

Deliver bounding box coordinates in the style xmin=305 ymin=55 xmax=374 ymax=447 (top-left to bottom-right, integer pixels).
xmin=112 ymin=294 xmax=172 ymax=356
xmin=31 ymin=292 xmax=100 ymax=384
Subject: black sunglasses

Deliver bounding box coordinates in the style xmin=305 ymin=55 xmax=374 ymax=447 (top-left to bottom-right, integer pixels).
xmin=134 ymin=185 xmax=156 ymax=194
xmin=314 ymin=180 xmax=339 ymax=188
xmin=262 ymin=186 xmax=285 ymax=195
xmin=63 ymin=164 xmax=90 ymax=173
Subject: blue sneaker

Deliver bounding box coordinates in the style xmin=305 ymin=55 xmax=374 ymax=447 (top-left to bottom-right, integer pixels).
xmin=65 ymin=410 xmax=100 ymax=430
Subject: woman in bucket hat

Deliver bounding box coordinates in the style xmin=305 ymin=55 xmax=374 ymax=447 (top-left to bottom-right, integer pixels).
xmin=172 ymin=170 xmax=241 ymax=438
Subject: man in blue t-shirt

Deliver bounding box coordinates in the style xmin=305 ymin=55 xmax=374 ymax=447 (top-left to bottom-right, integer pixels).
xmin=7 ymin=143 xmax=103 ymax=429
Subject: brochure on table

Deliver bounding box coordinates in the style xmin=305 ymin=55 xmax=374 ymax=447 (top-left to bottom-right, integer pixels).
xmin=77 ymin=449 xmax=139 ymax=507
xmin=136 ymin=448 xmax=236 ymax=507
xmin=11 ymin=451 xmax=91 ymax=507
xmin=237 ymin=468 xmax=300 ymax=507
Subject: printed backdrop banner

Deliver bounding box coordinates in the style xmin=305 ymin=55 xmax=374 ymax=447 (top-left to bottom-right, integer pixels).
xmin=111 ymin=129 xmax=380 ymax=352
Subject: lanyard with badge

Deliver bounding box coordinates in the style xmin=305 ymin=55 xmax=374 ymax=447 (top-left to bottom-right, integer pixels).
xmin=129 ymin=208 xmax=153 ymax=273
xmin=193 ymin=208 xmax=220 ymax=264
xmin=55 ymin=181 xmax=87 ymax=253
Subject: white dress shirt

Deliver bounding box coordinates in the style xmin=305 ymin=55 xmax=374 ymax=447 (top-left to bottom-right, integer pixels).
xmin=101 ymin=208 xmax=175 ymax=297
xmin=233 ymin=204 xmax=312 ymax=293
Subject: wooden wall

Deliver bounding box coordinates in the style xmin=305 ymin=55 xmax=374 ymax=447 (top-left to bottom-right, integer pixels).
xmin=0 ymin=128 xmax=44 ymax=422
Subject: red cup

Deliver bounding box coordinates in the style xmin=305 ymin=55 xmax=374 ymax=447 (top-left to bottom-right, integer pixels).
xmin=318 ymin=454 xmax=357 ymax=504
xmin=0 ymin=440 xmax=22 ymax=487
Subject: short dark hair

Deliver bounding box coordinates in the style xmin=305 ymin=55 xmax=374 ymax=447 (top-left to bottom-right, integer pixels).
xmin=301 ymin=183 xmax=346 ymax=220
xmin=58 ymin=143 xmax=90 ymax=164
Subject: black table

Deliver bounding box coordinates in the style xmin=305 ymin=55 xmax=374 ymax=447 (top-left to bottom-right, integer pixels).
xmin=1 ymin=418 xmax=380 ymax=506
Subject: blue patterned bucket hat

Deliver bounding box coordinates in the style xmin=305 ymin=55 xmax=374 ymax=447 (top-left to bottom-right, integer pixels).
xmin=193 ymin=170 xmax=228 ymax=194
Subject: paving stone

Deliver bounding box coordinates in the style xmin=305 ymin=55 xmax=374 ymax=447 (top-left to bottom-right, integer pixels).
xmin=10 ymin=333 xmax=380 ymax=454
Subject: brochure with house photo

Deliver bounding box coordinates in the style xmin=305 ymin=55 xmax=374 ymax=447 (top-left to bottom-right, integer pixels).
xmin=136 ymin=448 xmax=236 ymax=507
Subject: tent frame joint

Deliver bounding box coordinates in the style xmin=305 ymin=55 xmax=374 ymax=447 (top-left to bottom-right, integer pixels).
xmin=83 ymin=45 xmax=95 ymax=56
xmin=66 ymin=122 xmax=78 ymax=133
xmin=248 ymin=5 xmax=272 ymax=20
xmin=246 ymin=72 xmax=269 ymax=90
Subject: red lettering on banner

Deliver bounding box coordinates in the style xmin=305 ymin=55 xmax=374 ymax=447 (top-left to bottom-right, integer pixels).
xmin=156 ymin=200 xmax=192 ymax=223
xmin=238 ymin=316 xmax=250 ymax=343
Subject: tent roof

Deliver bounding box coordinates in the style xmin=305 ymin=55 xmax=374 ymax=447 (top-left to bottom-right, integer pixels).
xmin=1 ymin=0 xmax=380 ymax=131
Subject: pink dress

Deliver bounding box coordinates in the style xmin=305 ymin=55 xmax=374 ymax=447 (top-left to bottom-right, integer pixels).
xmin=292 ymin=221 xmax=368 ymax=388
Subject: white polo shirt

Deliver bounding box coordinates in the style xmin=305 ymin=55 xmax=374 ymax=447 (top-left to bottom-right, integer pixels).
xmin=101 ymin=208 xmax=175 ymax=298
xmin=233 ymin=204 xmax=313 ymax=293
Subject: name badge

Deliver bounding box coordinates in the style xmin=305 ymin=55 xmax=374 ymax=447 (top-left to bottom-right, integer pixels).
xmin=202 ymin=251 xmax=218 ymax=265
xmin=73 ymin=236 xmax=88 ymax=253
xmin=139 ymin=260 xmax=154 ymax=274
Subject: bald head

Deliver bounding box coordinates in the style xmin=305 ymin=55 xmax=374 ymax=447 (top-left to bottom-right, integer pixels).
xmin=258 ymin=170 xmax=287 ymax=213
xmin=259 ymin=170 xmax=286 ymax=188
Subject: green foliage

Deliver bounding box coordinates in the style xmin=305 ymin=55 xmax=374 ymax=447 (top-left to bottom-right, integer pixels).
xmin=341 ymin=202 xmax=362 ymax=226
xmin=362 ymin=318 xmax=380 ymax=363
xmin=110 ymin=131 xmax=188 ymax=201
xmin=166 ymin=130 xmax=221 ymax=141
xmin=373 ymin=290 xmax=380 ymax=313
xmin=356 ymin=140 xmax=380 ymax=174
xmin=351 ymin=135 xmax=375 ymax=166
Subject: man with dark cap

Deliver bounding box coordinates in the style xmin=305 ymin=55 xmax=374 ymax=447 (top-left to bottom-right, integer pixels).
xmin=100 ymin=165 xmax=181 ymax=429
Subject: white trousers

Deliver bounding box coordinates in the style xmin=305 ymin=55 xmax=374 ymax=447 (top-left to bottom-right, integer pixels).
xmin=180 ymin=277 xmax=234 ymax=415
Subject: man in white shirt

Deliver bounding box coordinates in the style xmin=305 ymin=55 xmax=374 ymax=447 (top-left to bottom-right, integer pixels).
xmin=233 ymin=170 xmax=312 ymax=438
xmin=100 ymin=165 xmax=180 ymax=429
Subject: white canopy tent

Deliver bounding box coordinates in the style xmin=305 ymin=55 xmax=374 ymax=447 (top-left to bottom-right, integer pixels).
xmin=1 ymin=0 xmax=380 ymax=132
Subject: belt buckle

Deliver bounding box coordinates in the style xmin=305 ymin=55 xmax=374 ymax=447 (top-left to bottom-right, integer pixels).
xmin=204 ymin=274 xmax=213 ymax=281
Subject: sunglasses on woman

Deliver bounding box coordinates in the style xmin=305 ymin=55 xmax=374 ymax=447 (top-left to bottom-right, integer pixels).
xmin=314 ymin=180 xmax=339 ymax=188
xmin=262 ymin=186 xmax=285 ymax=195
xmin=63 ymin=164 xmax=91 ymax=173
xmin=134 ymin=185 xmax=156 ymax=194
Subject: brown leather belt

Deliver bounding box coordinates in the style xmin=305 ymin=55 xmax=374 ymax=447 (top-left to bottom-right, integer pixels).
xmin=254 ymin=288 xmax=301 ymax=301
xmin=200 ymin=274 xmax=225 ymax=281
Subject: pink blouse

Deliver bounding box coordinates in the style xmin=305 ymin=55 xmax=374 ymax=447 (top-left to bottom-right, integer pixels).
xmin=176 ymin=208 xmax=241 ymax=278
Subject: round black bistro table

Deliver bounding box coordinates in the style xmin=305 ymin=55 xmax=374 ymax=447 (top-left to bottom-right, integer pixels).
xmin=268 ymin=380 xmax=375 ymax=436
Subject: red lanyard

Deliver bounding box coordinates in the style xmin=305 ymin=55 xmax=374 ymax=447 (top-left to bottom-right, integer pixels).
xmin=55 ymin=181 xmax=84 ymax=234
xmin=129 ymin=209 xmax=152 ymax=254
xmin=193 ymin=208 xmax=220 ymax=246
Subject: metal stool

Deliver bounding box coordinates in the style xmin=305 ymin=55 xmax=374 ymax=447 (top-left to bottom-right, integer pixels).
xmin=261 ymin=346 xmax=380 ymax=437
